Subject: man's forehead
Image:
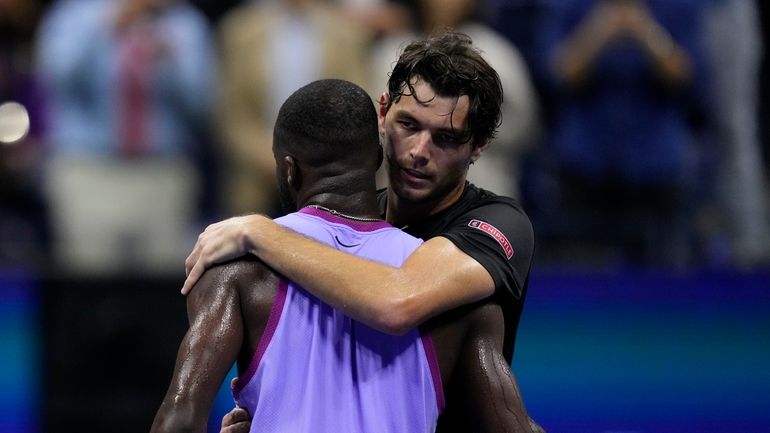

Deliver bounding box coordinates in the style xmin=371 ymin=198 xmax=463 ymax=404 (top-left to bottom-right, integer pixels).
xmin=408 ymin=78 xmax=469 ymax=106
xmin=394 ymin=80 xmax=470 ymax=127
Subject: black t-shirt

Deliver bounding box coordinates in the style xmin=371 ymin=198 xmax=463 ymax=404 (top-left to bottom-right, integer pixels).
xmin=377 ymin=182 xmax=535 ymax=361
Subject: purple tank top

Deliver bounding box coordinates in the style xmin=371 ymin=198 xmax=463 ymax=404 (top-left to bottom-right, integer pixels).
xmin=232 ymin=207 xmax=444 ymax=432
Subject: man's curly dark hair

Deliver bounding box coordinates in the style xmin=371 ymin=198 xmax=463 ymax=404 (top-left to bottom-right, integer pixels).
xmin=385 ymin=31 xmax=503 ymax=148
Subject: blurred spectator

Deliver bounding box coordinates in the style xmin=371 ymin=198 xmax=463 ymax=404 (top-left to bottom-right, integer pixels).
xmin=336 ymin=0 xmax=417 ymax=39
xmin=216 ymin=0 xmax=372 ymax=217
xmin=0 ymin=0 xmax=49 ymax=266
xmin=369 ymin=0 xmax=540 ymax=198
xmin=702 ymin=0 xmax=769 ymax=267
xmin=536 ymin=0 xmax=708 ymax=267
xmin=36 ymin=0 xmax=216 ymax=275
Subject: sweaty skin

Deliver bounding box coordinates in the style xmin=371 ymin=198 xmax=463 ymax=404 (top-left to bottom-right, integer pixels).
xmin=159 ymin=256 xmax=538 ymax=433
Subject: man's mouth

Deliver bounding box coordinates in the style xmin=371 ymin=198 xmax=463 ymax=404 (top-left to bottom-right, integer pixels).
xmin=400 ymin=167 xmax=430 ymax=185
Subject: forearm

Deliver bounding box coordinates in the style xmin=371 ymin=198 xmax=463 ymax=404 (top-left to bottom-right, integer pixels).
xmin=485 ymin=357 xmax=534 ymax=433
xmin=244 ymin=217 xmax=493 ymax=334
xmin=151 ymin=386 xmax=208 ymax=433
xmin=464 ymin=340 xmax=535 ymax=432
xmin=637 ymin=23 xmax=692 ymax=86
xmin=150 ymin=331 xmax=222 ymax=433
xmin=245 ymin=217 xmax=417 ymax=333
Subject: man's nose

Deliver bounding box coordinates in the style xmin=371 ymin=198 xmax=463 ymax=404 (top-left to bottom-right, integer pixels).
xmin=409 ymin=131 xmax=431 ymax=163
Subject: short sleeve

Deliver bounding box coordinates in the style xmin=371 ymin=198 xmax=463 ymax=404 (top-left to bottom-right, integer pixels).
xmin=439 ymin=200 xmax=534 ymax=300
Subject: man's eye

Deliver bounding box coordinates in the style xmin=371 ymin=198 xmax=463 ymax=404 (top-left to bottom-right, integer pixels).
xmin=436 ymin=134 xmax=458 ymax=144
xmin=399 ymin=120 xmax=417 ymax=130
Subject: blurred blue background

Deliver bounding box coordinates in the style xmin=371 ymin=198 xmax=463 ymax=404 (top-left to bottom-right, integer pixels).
xmin=3 ymin=267 xmax=768 ymax=432
xmin=516 ymin=269 xmax=770 ymax=432
xmin=0 ymin=271 xmax=40 ymax=433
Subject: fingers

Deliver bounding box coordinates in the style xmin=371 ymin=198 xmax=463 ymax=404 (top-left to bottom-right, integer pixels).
xmin=185 ymin=228 xmax=213 ymax=276
xmin=182 ymin=224 xmax=219 ymax=293
xmin=181 ymin=261 xmax=205 ymax=295
xmin=220 ymin=407 xmax=251 ymax=433
xmin=185 ymin=247 xmax=198 ymax=277
xmin=182 ymin=238 xmax=203 ymax=294
xmin=223 ymin=407 xmax=250 ymax=424
xmin=181 ymin=216 xmax=252 ymax=295
xmin=220 ymin=424 xmax=250 ymax=433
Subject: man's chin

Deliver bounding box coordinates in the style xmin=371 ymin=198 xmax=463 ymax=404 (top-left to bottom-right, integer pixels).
xmin=391 ymin=183 xmax=431 ymax=204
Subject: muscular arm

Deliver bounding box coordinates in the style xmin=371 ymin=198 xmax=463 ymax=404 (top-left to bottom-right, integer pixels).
xmin=456 ymin=313 xmax=538 ymax=432
xmin=435 ymin=303 xmax=541 ymax=433
xmin=184 ymin=215 xmax=495 ymax=335
xmin=151 ymin=266 xmax=245 ymax=433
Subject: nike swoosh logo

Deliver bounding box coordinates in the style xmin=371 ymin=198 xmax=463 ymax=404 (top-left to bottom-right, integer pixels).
xmin=335 ymin=236 xmax=360 ymax=248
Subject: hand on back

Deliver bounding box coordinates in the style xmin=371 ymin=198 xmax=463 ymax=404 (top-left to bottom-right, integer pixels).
xmin=182 ymin=214 xmax=266 ymax=294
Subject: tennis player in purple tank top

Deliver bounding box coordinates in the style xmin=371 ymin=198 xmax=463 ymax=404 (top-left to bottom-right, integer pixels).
xmin=153 ymin=80 xmax=445 ymax=433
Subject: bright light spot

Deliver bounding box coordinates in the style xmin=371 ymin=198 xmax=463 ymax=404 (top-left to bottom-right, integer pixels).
xmin=0 ymin=101 xmax=31 ymax=145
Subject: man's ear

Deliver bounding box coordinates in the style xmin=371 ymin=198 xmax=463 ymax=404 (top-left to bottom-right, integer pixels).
xmin=469 ymin=140 xmax=490 ymax=165
xmin=284 ymin=155 xmax=301 ymax=191
xmin=377 ymin=92 xmax=389 ymax=135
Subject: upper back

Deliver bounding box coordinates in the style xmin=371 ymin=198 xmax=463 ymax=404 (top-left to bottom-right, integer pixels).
xmin=279 ymin=207 xmax=422 ymax=266
xmin=234 ymin=208 xmax=443 ymax=433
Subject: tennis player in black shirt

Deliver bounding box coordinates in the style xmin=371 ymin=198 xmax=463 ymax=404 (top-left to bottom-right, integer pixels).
xmin=185 ymin=32 xmax=540 ymax=432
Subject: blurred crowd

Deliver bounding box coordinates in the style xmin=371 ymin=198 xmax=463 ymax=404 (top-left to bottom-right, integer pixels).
xmin=0 ymin=0 xmax=768 ymax=276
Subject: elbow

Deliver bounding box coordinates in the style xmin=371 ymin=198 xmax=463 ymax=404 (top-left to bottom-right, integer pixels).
xmin=371 ymin=295 xmax=422 ymax=336
xmin=152 ymin=416 xmax=195 ymax=433
xmin=151 ymin=401 xmax=205 ymax=433
xmin=152 ymin=418 xmax=196 ymax=433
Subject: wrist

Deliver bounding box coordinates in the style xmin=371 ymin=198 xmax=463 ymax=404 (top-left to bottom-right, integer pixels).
xmin=241 ymin=214 xmax=275 ymax=256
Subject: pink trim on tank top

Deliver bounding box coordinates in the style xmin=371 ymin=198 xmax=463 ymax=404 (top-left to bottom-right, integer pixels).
xmin=298 ymin=206 xmax=392 ymax=232
xmin=233 ymin=278 xmax=289 ymax=399
xmin=420 ymin=330 xmax=445 ymax=413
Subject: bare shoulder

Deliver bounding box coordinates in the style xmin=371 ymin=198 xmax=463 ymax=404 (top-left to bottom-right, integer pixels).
xmin=225 ymin=256 xmax=281 ymax=307
xmin=196 ymin=256 xmax=275 ymax=287
xmin=190 ymin=257 xmax=279 ymax=306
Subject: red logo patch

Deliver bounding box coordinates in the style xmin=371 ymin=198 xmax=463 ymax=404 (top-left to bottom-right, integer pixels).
xmin=468 ymin=219 xmax=514 ymax=259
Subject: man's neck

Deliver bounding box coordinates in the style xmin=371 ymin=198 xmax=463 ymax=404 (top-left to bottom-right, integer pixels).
xmin=385 ymin=182 xmax=467 ymax=228
xmin=301 ymin=192 xmax=381 ymax=221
